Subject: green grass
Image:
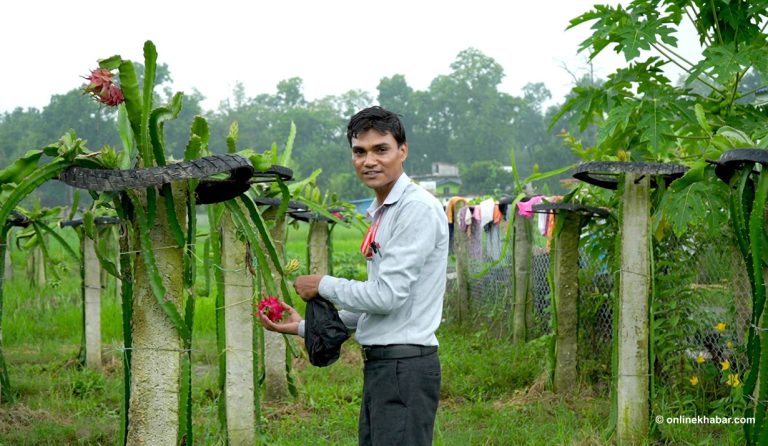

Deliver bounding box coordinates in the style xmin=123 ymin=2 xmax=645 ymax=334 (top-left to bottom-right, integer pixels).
xmin=0 ymin=224 xmax=748 ymax=445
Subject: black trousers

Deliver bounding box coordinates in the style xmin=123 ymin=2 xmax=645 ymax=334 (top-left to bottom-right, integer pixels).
xmin=359 ymin=351 xmax=441 ymax=446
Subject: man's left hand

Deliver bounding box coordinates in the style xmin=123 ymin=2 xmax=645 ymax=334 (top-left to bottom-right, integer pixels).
xmin=293 ymin=275 xmax=322 ymax=301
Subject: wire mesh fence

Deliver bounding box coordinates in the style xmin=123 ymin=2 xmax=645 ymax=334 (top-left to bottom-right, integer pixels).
xmin=449 ymin=204 xmax=752 ymax=396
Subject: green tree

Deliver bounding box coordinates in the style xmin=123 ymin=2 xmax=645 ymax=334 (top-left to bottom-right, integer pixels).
xmin=0 ymin=108 xmax=47 ymax=168
xmin=459 ymin=160 xmax=515 ymax=195
xmin=562 ymin=1 xmax=768 ymax=444
xmin=427 ymin=48 xmax=517 ymax=164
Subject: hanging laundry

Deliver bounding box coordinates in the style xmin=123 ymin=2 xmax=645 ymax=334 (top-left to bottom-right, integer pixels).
xmin=445 ymin=196 xmax=466 ymax=224
xmin=458 ymin=206 xmax=471 ymax=232
xmin=541 ymin=195 xmax=563 ymax=251
xmin=493 ymin=205 xmax=502 ymax=225
xmin=517 ymin=195 xmax=545 ymax=218
xmin=486 ymin=223 xmax=501 ymax=261
xmin=538 ymin=212 xmax=548 ymax=236
xmin=464 ymin=205 xmax=473 ymax=227
xmin=478 ymin=198 xmax=495 ymax=228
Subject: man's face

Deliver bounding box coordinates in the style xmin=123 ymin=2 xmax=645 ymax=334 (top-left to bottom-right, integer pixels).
xmin=351 ymin=129 xmax=408 ymax=199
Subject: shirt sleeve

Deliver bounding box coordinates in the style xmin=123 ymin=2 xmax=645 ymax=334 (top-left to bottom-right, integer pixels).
xmin=318 ymin=200 xmax=436 ymax=314
xmin=338 ymin=310 xmax=361 ymax=331
xmin=298 ymin=310 xmax=359 ymax=338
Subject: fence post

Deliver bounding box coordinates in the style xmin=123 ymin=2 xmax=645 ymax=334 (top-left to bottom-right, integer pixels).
xmin=452 ymin=204 xmax=471 ymax=324
xmin=261 ymin=209 xmax=288 ymax=400
xmin=512 ymin=214 xmax=532 ymax=344
xmin=220 ymin=211 xmax=256 ymax=444
xmin=552 ymin=210 xmax=581 ymax=393
xmin=617 ymin=173 xmax=651 ymax=445
xmin=308 ymin=220 xmax=330 ymax=276
xmin=83 ymin=236 xmax=102 ymax=370
xmin=127 ymin=186 xmax=185 ymax=445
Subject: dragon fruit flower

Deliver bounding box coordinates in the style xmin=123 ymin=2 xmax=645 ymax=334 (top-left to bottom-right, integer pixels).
xmin=102 ymin=84 xmax=125 ymax=106
xmin=258 ymin=297 xmax=287 ymax=322
xmin=84 ymin=68 xmax=114 ymax=95
xmin=83 ymin=68 xmax=125 ymax=106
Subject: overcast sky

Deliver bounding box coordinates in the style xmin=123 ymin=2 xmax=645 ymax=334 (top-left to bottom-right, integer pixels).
xmin=1 ymin=1 xmax=699 ymax=114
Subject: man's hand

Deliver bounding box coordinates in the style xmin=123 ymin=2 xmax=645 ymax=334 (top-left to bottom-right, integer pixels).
xmin=294 ymin=275 xmax=322 ymax=301
xmin=258 ymin=302 xmax=302 ymax=335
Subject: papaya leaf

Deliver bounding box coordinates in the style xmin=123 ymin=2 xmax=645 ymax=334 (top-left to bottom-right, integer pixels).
xmin=657 ymin=179 xmax=727 ymax=239
xmin=713 ymin=126 xmax=754 ymax=148
xmin=637 ymin=97 xmax=675 ymax=159
xmin=669 ymin=154 xmax=718 ymax=192
xmin=694 ymin=103 xmax=712 ymax=135
xmin=551 ymin=86 xmax=608 ymax=133
xmin=690 ymin=43 xmax=756 ymax=88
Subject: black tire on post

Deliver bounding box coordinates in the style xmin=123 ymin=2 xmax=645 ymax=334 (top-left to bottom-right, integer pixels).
xmin=713 ymin=148 xmax=768 ymax=184
xmin=573 ymin=161 xmax=688 ymax=190
xmin=531 ymin=202 xmax=611 ymax=218
xmin=57 ymin=154 xmax=294 ymax=205
xmin=59 ymin=216 xmax=121 ymax=228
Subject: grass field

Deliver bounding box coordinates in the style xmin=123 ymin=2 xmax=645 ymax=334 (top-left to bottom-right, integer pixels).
xmin=0 ymin=222 xmax=746 ymax=445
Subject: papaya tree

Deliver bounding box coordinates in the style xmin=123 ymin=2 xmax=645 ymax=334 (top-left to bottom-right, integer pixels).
xmin=561 ymin=0 xmax=768 ymax=444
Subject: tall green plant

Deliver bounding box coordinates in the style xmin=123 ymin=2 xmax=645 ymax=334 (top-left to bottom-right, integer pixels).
xmin=563 ymin=1 xmax=768 ymax=443
xmin=0 ymin=205 xmax=80 ymax=402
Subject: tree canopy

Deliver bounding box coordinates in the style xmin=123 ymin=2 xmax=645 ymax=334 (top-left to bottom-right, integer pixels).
xmin=0 ymin=48 xmax=586 ymax=205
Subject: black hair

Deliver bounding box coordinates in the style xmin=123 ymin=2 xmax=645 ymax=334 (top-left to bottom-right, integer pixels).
xmin=346 ymin=106 xmax=406 ymax=147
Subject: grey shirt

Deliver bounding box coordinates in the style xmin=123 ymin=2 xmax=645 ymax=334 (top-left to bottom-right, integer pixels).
xmin=312 ymin=173 xmax=448 ymax=347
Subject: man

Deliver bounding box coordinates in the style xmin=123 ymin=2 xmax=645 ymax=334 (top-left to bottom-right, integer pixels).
xmin=259 ymin=106 xmax=449 ymax=446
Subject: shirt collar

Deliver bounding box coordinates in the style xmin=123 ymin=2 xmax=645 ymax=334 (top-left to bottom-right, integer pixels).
xmin=365 ymin=173 xmax=410 ymax=220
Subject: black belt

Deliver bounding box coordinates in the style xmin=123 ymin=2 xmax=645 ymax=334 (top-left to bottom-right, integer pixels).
xmin=361 ymin=344 xmax=437 ymax=362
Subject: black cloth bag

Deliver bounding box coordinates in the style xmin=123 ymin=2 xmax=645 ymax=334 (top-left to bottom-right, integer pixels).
xmin=305 ymin=297 xmax=351 ymax=367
